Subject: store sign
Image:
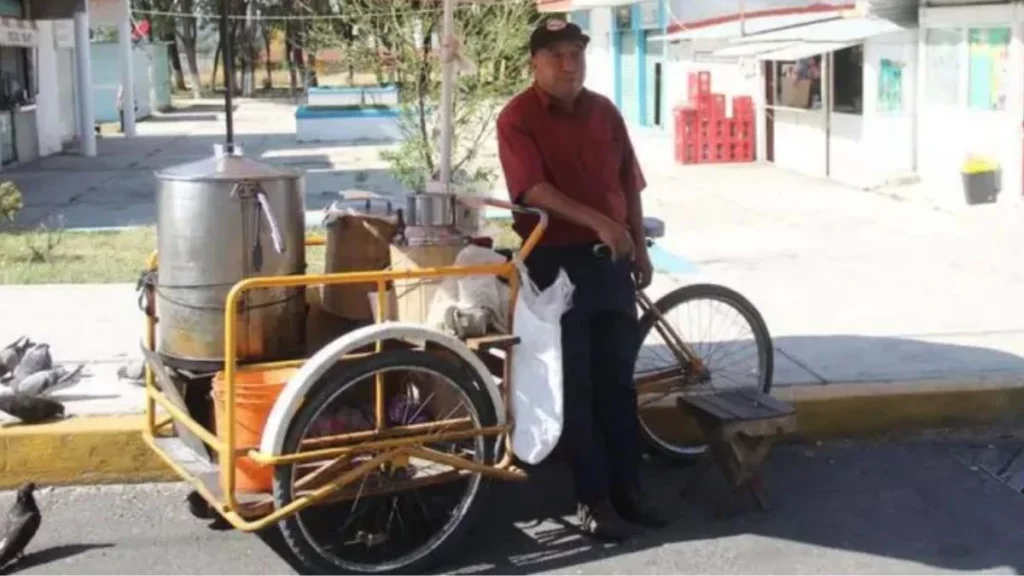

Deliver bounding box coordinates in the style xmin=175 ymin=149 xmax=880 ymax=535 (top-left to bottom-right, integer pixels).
xmin=638 ymin=1 xmax=659 ymax=29
xmin=0 ymin=17 xmax=35 ymax=47
xmin=615 ymin=5 xmax=631 ymax=30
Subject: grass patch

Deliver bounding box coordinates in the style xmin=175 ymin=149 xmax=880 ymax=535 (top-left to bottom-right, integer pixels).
xmin=0 ymin=220 xmax=520 ymax=285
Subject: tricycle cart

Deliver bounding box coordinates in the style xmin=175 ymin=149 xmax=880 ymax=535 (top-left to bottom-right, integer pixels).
xmin=138 ymin=0 xmax=773 ymax=571
xmin=139 ymin=198 xmax=773 ymax=574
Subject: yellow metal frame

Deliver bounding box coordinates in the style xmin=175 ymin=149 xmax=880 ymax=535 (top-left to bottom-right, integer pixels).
xmin=140 ymin=197 xmax=703 ymax=532
xmin=141 ymin=198 xmax=552 ymax=531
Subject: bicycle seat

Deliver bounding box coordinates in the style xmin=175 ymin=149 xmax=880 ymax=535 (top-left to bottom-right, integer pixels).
xmin=643 ymin=217 xmax=665 ymax=239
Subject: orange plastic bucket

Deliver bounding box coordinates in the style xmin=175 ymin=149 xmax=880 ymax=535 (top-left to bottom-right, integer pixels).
xmin=211 ymin=366 xmax=296 ymax=494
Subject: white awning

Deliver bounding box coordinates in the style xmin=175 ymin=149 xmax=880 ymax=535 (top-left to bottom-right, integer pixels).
xmin=651 ymin=10 xmax=846 ymax=42
xmin=709 ymin=15 xmax=906 ymax=60
xmin=712 ymin=41 xmax=795 ymax=58
xmin=753 ymin=40 xmax=858 ymax=60
xmin=740 ymin=15 xmax=905 ymax=43
xmin=0 ymin=17 xmax=36 ymax=47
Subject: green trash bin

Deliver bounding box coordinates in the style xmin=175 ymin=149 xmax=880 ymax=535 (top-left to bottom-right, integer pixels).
xmin=961 ymin=156 xmax=1001 ymax=205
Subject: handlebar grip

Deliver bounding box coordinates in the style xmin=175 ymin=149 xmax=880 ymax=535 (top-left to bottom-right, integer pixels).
xmin=592 ymin=243 xmax=612 ymax=258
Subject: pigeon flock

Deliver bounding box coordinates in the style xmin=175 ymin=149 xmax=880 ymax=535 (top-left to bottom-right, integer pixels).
xmin=0 ymin=337 xmax=86 ymax=425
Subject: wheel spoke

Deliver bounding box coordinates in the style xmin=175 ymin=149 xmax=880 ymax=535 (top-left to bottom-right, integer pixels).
xmin=635 ymin=285 xmax=773 ymax=461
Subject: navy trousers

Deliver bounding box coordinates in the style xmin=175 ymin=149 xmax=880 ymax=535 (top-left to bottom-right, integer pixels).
xmin=524 ymin=244 xmax=643 ymax=506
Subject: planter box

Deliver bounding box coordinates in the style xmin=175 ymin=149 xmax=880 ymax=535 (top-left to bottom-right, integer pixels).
xmin=307 ymin=85 xmax=400 ymax=107
xmin=295 ymin=105 xmax=402 ymax=143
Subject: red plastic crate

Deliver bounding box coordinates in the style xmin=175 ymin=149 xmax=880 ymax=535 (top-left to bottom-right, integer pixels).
xmin=675 ymin=139 xmax=700 ymax=165
xmin=730 ymin=141 xmax=754 ymax=162
xmin=695 ymin=93 xmax=727 ymax=119
xmin=687 ymin=71 xmax=712 ymax=102
xmin=732 ymin=96 xmax=754 ymax=119
xmin=732 ymin=119 xmax=754 ymax=143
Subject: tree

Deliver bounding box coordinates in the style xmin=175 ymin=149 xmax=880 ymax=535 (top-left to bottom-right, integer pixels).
xmin=173 ymin=0 xmax=204 ymax=98
xmin=309 ymin=0 xmax=538 ymax=193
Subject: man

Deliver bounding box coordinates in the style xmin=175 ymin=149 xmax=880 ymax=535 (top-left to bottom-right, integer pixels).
xmin=496 ymin=18 xmax=668 ymax=541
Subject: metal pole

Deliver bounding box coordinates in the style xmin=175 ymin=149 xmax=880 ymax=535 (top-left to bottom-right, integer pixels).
xmin=220 ymin=0 xmax=235 ymax=151
xmin=739 ymin=0 xmax=746 ymax=37
xmin=437 ymin=0 xmax=456 ymax=191
xmin=118 ymin=0 xmax=137 ymax=137
xmin=73 ymin=1 xmax=96 ymax=157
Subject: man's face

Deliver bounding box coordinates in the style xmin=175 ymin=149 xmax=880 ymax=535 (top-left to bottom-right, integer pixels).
xmin=532 ymin=40 xmax=586 ymax=101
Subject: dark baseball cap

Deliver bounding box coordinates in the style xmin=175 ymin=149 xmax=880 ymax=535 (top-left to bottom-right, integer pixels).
xmin=530 ymin=19 xmax=590 ymax=55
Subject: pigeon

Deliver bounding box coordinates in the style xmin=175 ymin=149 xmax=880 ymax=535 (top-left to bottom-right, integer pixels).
xmin=10 ymin=344 xmax=52 ymax=385
xmin=0 ymin=395 xmax=65 ymax=424
xmin=12 ymin=364 xmax=84 ymax=398
xmin=0 ymin=482 xmax=41 ymax=569
xmin=0 ymin=338 xmax=32 ymax=382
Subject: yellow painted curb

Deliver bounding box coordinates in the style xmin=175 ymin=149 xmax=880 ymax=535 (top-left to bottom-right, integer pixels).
xmin=642 ymin=376 xmax=1024 ymax=445
xmin=0 ymin=415 xmax=177 ymax=489
xmin=5 ymin=376 xmax=1024 ymax=488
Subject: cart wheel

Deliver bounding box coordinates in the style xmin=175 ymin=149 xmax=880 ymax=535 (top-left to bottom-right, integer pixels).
xmin=635 ymin=283 xmax=774 ymax=463
xmin=273 ymin=349 xmax=498 ymax=575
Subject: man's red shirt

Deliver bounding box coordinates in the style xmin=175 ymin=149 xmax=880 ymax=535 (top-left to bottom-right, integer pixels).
xmin=496 ymin=85 xmax=647 ymax=247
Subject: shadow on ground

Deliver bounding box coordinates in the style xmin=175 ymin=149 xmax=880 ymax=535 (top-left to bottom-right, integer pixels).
xmin=443 ymin=441 xmax=1024 ymax=574
xmin=245 ymin=441 xmax=1024 ymax=575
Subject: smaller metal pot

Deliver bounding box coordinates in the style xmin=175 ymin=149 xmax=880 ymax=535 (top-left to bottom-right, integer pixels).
xmin=405 ymin=192 xmax=458 ymax=227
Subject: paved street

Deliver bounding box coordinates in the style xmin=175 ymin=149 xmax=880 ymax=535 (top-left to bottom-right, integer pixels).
xmin=5 ymin=437 xmax=1024 ymax=575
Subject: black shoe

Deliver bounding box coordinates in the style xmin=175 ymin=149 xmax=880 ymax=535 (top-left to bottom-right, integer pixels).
xmin=578 ymin=500 xmax=633 ymax=543
xmin=613 ymin=488 xmax=671 ymax=529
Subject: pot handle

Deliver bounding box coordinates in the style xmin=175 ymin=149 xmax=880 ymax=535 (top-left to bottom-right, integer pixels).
xmin=255 ymin=188 xmax=287 ymax=255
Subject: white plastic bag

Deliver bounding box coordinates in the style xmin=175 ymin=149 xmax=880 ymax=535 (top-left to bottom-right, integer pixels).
xmin=510 ymin=260 xmax=575 ymax=464
xmin=425 ymin=244 xmax=511 ymax=332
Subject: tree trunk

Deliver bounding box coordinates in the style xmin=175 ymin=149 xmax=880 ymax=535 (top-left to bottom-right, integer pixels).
xmin=163 ymin=29 xmax=186 ymax=91
xmin=177 ymin=24 xmax=202 ymax=99
xmin=262 ymin=29 xmax=273 ymax=90
xmin=209 ymin=38 xmax=221 ymax=92
xmin=308 ymin=52 xmax=318 ymax=87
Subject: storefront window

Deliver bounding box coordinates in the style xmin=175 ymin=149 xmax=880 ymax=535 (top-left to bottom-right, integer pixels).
xmin=924 ymin=28 xmax=961 ymax=107
xmin=774 ymin=56 xmax=822 ymax=109
xmin=0 ymin=46 xmax=31 ymax=108
xmin=967 ymin=27 xmax=1010 ymax=111
xmin=831 ymin=45 xmax=863 ymax=115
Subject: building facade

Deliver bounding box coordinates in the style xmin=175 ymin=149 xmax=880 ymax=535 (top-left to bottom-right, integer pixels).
xmin=551 ymin=0 xmax=1024 ymax=207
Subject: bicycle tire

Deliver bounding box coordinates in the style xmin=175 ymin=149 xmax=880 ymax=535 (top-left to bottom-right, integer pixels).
xmin=273 ymin=349 xmax=498 ymax=575
xmin=635 ymin=283 xmax=774 ymax=462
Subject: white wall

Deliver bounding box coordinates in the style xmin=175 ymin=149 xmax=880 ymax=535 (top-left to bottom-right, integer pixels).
xmin=585 ymin=8 xmax=615 ymax=100
xmin=35 ymin=21 xmax=62 ymax=157
xmin=773 ymin=108 xmax=828 ymax=177
xmin=917 ymin=5 xmax=1024 ymax=205
xmin=827 ymin=30 xmax=918 ymax=189
xmin=863 ymin=30 xmax=917 ymax=187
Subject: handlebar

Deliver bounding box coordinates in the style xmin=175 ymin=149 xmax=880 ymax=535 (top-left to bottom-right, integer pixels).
xmin=457 ymin=196 xmax=548 ymax=263
xmin=592 ymin=238 xmax=655 ymax=259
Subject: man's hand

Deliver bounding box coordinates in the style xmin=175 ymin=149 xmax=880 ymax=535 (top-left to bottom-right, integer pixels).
xmin=595 ymin=219 xmax=634 ymax=262
xmin=633 ymin=245 xmax=654 ymax=289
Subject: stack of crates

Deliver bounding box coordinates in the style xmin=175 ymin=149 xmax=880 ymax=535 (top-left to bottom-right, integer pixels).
xmin=673 ymin=71 xmax=756 ymax=165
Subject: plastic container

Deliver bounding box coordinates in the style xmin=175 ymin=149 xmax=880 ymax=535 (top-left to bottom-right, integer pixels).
xmin=961 ymin=155 xmax=1001 ymax=205
xmin=211 ymin=366 xmax=295 ymax=493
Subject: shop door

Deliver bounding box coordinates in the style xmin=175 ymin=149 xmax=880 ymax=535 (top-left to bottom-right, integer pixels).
xmin=643 ymin=33 xmax=663 ymax=127
xmin=619 ymin=31 xmax=640 ymax=124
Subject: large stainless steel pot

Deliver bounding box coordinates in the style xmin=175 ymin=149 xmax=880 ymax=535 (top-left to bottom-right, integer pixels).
xmin=153 ymin=146 xmax=307 ymax=371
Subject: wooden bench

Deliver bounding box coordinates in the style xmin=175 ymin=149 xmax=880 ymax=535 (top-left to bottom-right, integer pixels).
xmin=677 ymin=388 xmax=797 ymax=515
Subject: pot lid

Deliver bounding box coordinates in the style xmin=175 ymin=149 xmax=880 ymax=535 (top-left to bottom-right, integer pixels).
xmin=156 ymin=149 xmax=301 ymax=183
